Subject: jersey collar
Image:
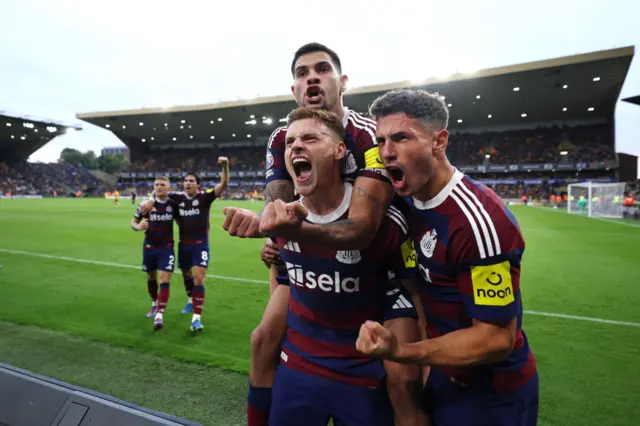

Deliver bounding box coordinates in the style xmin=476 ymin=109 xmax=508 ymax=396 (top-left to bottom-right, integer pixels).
xmin=412 ymin=168 xmax=464 ymax=210
xmin=302 ymin=182 xmax=352 ymax=224
xmin=342 ymin=107 xmax=350 ymax=128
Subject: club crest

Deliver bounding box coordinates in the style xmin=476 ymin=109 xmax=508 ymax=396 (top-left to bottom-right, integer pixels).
xmin=420 ymin=229 xmax=438 ymax=258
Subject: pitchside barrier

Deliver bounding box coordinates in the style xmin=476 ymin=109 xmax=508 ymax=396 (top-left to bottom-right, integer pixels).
xmin=0 ymin=363 xmax=201 ymax=426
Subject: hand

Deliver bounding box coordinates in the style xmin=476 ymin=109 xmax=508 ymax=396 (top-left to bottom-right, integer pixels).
xmin=356 ymin=321 xmax=399 ymax=359
xmin=261 ymin=239 xmax=282 ymax=267
xmin=222 ymin=207 xmax=262 ymax=238
xmin=139 ymin=199 xmax=154 ymax=215
xmin=260 ymin=200 xmax=308 ymax=239
xmin=218 ymin=156 xmax=229 ymax=167
xmin=138 ymin=219 xmax=149 ymax=231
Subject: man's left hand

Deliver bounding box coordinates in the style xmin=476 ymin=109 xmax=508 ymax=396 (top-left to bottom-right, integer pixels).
xmin=260 ymin=200 xmax=308 ymax=239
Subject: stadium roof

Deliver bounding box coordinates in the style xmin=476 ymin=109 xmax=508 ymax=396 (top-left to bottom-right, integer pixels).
xmin=1 ymin=111 xmax=82 ymax=162
xmin=76 ymin=46 xmax=634 ymax=153
xmin=622 ymin=94 xmax=640 ymax=106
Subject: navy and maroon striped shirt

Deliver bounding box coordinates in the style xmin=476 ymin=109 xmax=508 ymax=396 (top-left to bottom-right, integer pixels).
xmin=406 ymin=169 xmax=536 ymax=394
xmin=134 ymin=199 xmax=175 ymax=249
xmin=168 ymin=189 xmax=217 ymax=246
xmin=276 ymin=184 xmax=416 ymax=389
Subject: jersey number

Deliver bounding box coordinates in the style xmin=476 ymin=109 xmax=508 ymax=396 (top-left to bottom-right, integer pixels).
xmin=167 ymin=255 xmax=175 ymax=269
xmin=201 ymin=251 xmax=208 ymax=266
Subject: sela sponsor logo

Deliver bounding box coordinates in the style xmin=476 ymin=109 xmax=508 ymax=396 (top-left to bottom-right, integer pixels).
xmin=286 ymin=262 xmax=360 ymax=293
xmin=150 ymin=213 xmax=172 ymax=221
xmin=420 ymin=229 xmax=437 ymax=258
xmin=179 ymin=208 xmax=201 ymax=217
xmin=336 ymin=250 xmax=361 ymax=264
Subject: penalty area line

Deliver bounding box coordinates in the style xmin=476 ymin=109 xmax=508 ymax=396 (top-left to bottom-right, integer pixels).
xmin=1 ymin=248 xmax=639 ymax=328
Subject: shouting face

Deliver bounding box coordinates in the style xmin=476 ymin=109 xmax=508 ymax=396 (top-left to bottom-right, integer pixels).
xmin=291 ymin=51 xmax=347 ymax=112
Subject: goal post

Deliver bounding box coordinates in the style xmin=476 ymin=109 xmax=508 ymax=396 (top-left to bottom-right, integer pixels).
xmin=567 ymin=181 xmax=626 ymax=218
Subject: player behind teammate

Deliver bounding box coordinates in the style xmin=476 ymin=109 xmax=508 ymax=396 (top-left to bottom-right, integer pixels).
xmin=130 ymin=177 xmax=176 ymax=331
xmin=263 ymin=107 xmax=423 ymax=426
xmin=140 ymin=156 xmax=230 ymax=331
xmin=222 ymin=43 xmax=427 ymax=426
xmin=355 ymin=89 xmax=539 ymax=426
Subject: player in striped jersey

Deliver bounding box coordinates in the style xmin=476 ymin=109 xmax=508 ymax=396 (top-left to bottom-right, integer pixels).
xmin=356 ymin=89 xmax=539 ymax=426
xmin=222 ymin=44 xmax=426 ymax=426
xmin=263 ymin=107 xmax=425 ymax=426
xmin=130 ymin=177 xmax=176 ymax=331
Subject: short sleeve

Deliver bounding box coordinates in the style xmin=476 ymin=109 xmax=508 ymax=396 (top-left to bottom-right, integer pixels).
xmin=133 ymin=201 xmax=145 ymax=220
xmin=382 ymin=285 xmax=418 ymax=321
xmin=265 ymin=127 xmax=290 ymax=184
xmin=203 ymin=188 xmax=217 ymax=206
xmin=453 ymin=209 xmax=525 ymax=324
xmin=352 ymin=119 xmax=389 ymax=183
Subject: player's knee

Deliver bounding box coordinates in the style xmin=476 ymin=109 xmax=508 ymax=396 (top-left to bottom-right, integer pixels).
xmin=159 ymin=272 xmax=171 ymax=283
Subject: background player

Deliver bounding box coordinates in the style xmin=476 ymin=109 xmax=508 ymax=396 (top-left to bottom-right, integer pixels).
xmin=221 ymin=43 xmax=410 ymax=426
xmin=130 ymin=177 xmax=176 ymax=331
xmin=113 ymin=189 xmax=120 ymax=207
xmin=142 ymin=156 xmax=230 ymax=331
xmin=263 ymin=107 xmax=427 ymax=426
xmin=131 ymin=189 xmax=137 ymax=207
xmin=355 ymin=89 xmax=539 ymax=426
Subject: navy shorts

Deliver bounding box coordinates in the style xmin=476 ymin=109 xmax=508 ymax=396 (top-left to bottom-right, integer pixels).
xmin=270 ymin=364 xmax=393 ymax=426
xmin=423 ymin=367 xmax=539 ymax=426
xmin=178 ymin=243 xmax=209 ymax=270
xmin=142 ymin=247 xmax=175 ymax=273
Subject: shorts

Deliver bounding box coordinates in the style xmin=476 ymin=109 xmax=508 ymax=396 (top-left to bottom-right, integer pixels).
xmin=142 ymin=247 xmax=175 ymax=273
xmin=423 ymin=367 xmax=539 ymax=426
xmin=270 ymin=364 xmax=393 ymax=426
xmin=178 ymin=243 xmax=209 ymax=270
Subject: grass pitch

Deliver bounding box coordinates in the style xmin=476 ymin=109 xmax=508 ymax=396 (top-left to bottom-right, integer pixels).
xmin=0 ymin=198 xmax=638 ymax=425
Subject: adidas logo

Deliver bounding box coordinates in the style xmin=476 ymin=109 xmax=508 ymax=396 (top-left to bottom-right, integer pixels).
xmin=284 ymin=241 xmax=300 ymax=252
xmin=392 ymin=294 xmax=413 ymax=310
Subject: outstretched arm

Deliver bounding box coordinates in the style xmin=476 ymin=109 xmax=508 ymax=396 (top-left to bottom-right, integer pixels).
xmin=214 ymin=156 xmax=230 ymax=197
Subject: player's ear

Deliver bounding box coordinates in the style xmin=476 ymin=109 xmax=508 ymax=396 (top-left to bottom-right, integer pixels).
xmin=339 ymin=74 xmax=348 ymax=94
xmin=434 ymin=129 xmax=449 ymax=154
xmin=290 ymin=85 xmax=295 ymax=96
xmin=334 ymin=141 xmax=346 ymax=161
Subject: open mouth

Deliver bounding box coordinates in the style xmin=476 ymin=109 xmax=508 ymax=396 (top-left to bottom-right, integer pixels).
xmin=292 ymin=158 xmax=313 ymax=181
xmin=305 ymin=86 xmax=323 ymax=104
xmin=385 ymin=166 xmax=406 ymax=188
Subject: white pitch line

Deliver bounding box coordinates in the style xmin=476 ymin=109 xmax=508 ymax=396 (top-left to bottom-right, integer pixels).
xmin=529 ymin=206 xmax=640 ymax=229
xmin=1 ymin=248 xmax=639 ymax=328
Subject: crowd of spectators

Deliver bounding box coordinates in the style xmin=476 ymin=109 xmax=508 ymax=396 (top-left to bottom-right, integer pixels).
xmin=128 ymin=146 xmax=264 ymax=173
xmin=0 ymin=161 xmax=104 ymax=196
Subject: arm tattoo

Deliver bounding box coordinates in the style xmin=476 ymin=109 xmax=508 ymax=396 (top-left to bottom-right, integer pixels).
xmin=355 ymin=185 xmax=383 ymax=208
xmin=261 ymin=180 xmax=295 ymax=216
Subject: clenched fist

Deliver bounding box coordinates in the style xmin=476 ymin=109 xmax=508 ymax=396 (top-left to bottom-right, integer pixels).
xmin=218 ymin=156 xmax=229 ymax=167
xmin=356 ymin=320 xmax=399 ymax=359
xmin=260 ymin=200 xmax=308 ymax=240
xmin=261 ymin=239 xmax=282 ymax=267
xmin=222 ymin=207 xmax=262 ymax=238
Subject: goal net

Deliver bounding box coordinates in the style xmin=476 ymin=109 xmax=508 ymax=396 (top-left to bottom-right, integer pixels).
xmin=567 ymin=181 xmax=626 ymax=218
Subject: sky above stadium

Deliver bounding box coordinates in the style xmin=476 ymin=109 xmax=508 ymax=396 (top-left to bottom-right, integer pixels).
xmin=1 ymin=0 xmax=639 ymax=175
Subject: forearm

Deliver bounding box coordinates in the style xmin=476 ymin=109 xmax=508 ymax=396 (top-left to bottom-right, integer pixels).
xmin=215 ymin=166 xmax=230 ymax=196
xmin=130 ymin=219 xmax=140 ymax=231
xmin=296 ymin=179 xmax=392 ymax=249
xmin=391 ymin=323 xmax=515 ymax=367
xmin=261 ymin=180 xmax=294 ymax=216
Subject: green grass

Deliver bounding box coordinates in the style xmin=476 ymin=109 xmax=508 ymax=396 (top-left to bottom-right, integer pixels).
xmin=0 ymin=198 xmax=639 ymax=426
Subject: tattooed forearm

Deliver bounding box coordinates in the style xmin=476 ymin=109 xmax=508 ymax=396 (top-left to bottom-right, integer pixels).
xmin=355 ymin=185 xmax=383 ymax=208
xmin=261 ymin=180 xmax=295 ymax=216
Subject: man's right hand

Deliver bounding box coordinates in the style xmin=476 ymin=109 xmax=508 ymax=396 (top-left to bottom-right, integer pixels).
xmin=138 ymin=219 xmax=149 ymax=231
xmin=261 ymin=239 xmax=282 ymax=267
xmin=222 ymin=207 xmax=262 ymax=238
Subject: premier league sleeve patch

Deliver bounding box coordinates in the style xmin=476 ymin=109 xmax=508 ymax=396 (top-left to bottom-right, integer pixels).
xmin=471 ymin=261 xmax=515 ymax=307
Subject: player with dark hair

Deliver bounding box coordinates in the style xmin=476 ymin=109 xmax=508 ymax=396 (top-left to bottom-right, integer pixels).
xmin=223 ymin=43 xmax=427 ymax=426
xmin=263 ymin=107 xmax=423 ymax=426
xmin=355 ymin=89 xmax=539 ymax=426
xmin=130 ymin=177 xmax=176 ymax=330
xmin=141 ymin=157 xmax=230 ymax=331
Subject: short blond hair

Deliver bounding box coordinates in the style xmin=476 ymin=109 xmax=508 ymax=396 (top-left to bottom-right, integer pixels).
xmin=287 ymin=107 xmax=345 ymax=140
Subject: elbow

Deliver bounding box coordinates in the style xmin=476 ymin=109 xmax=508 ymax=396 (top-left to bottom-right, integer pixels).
xmin=490 ymin=329 xmax=517 ymax=363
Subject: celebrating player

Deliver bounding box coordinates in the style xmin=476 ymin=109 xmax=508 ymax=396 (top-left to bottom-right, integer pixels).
xmin=141 ymin=156 xmax=230 ymax=331
xmin=355 ymin=89 xmax=539 ymax=426
xmin=265 ymin=107 xmax=424 ymax=426
xmin=130 ymin=177 xmax=176 ymax=331
xmin=223 ymin=43 xmax=427 ymax=426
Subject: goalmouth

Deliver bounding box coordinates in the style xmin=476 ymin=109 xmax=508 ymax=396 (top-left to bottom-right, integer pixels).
xmin=567 ymin=181 xmax=626 ymax=219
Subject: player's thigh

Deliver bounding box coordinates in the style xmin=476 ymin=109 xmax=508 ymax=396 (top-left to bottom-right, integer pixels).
xmin=257 ymin=284 xmax=290 ymax=337
xmin=177 ymin=245 xmax=192 ymax=270
xmin=269 ymin=365 xmax=331 ymax=426
xmin=191 ymin=246 xmax=209 ymax=270
xmin=330 ymin=382 xmax=394 ymax=426
xmin=142 ymin=249 xmax=158 ymax=274
xmin=156 ymin=249 xmax=176 ymax=274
